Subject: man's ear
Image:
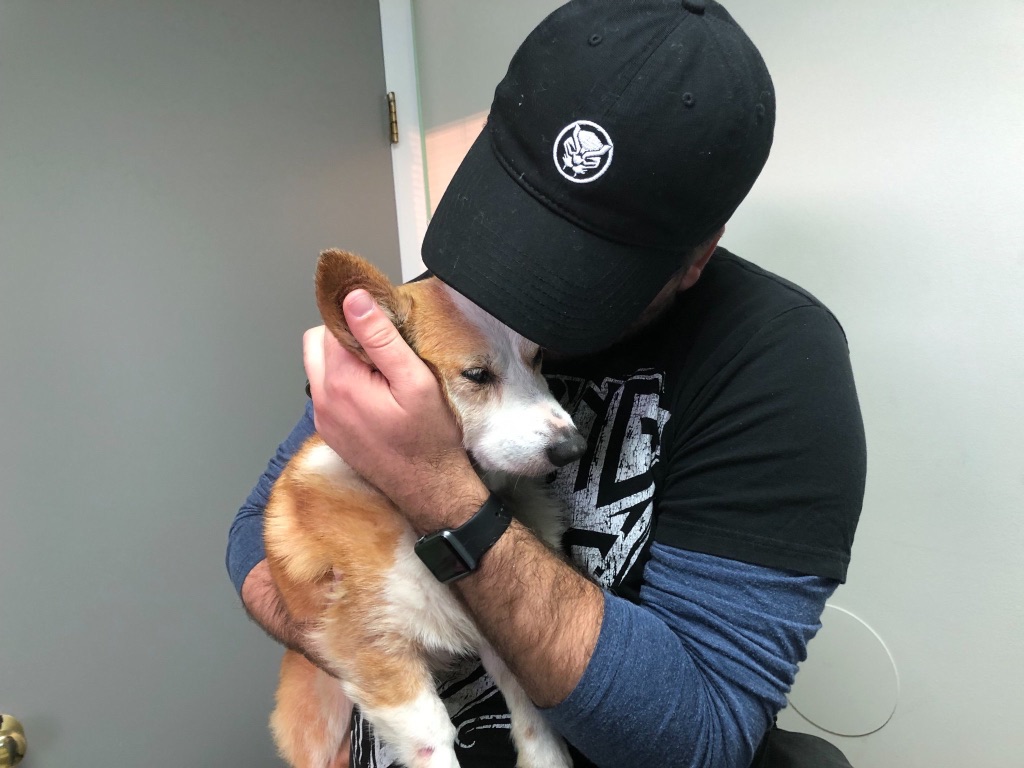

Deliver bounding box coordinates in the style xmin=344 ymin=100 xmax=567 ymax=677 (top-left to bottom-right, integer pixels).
xmin=679 ymin=226 xmax=725 ymax=291
xmin=315 ymin=249 xmax=412 ymax=366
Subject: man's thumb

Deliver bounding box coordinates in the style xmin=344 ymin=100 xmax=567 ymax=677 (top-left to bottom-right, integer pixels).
xmin=344 ymin=289 xmax=376 ymax=321
xmin=342 ymin=289 xmax=411 ymax=380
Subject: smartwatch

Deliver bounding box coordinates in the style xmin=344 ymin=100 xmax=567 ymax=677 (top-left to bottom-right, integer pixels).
xmin=414 ymin=494 xmax=512 ymax=583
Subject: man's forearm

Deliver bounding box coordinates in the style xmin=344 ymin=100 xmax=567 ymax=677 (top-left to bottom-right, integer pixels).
xmin=455 ymin=520 xmax=605 ymax=708
xmin=397 ymin=471 xmax=605 ymax=709
xmin=241 ymin=560 xmax=304 ymax=648
xmin=240 ymin=559 xmax=334 ymax=671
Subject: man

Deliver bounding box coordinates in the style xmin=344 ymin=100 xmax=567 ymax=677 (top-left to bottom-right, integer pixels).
xmin=228 ymin=1 xmax=866 ymax=766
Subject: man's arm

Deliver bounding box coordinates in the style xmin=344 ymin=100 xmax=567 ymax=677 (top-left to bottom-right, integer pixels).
xmin=544 ymin=545 xmax=837 ymax=767
xmin=226 ymin=400 xmax=329 ymax=665
xmin=457 ymin=518 xmax=605 ymax=708
xmin=240 ymin=559 xmax=341 ymax=674
xmin=226 ymin=401 xmax=316 ymax=595
xmin=241 ymin=561 xmax=309 ymax=652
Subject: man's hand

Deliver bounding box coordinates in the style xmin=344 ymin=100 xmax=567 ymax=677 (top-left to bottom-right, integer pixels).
xmin=302 ymin=289 xmax=487 ymax=532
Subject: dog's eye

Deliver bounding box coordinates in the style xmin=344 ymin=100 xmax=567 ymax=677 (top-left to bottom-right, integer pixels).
xmin=532 ymin=349 xmax=544 ymax=369
xmin=461 ymin=368 xmax=493 ymax=385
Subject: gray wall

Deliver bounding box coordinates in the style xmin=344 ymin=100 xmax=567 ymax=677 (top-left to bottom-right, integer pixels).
xmin=0 ymin=1 xmax=398 ymax=764
xmin=734 ymin=4 xmax=1024 ymax=765
xmin=411 ymin=1 xmax=1024 ymax=766
xmin=412 ymin=0 xmax=563 ymax=131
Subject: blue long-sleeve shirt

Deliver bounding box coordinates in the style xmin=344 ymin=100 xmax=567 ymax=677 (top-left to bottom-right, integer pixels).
xmin=227 ymin=401 xmax=315 ymax=596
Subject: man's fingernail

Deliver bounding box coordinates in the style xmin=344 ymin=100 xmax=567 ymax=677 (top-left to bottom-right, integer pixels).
xmin=348 ymin=290 xmax=374 ymax=318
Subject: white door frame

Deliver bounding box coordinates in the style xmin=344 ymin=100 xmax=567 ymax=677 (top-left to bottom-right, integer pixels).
xmin=379 ymin=0 xmax=429 ymax=281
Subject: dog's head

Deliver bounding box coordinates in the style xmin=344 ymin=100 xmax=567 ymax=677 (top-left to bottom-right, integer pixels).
xmin=315 ymin=249 xmax=586 ymax=477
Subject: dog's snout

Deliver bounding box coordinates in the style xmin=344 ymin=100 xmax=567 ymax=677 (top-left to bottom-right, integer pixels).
xmin=546 ymin=428 xmax=587 ymax=468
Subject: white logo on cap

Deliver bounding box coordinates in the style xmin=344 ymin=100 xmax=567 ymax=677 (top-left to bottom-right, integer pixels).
xmin=554 ymin=120 xmax=614 ymax=183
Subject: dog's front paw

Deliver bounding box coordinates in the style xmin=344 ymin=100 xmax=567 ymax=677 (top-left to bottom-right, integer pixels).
xmin=516 ymin=732 xmax=573 ymax=768
xmin=407 ymin=744 xmax=461 ymax=768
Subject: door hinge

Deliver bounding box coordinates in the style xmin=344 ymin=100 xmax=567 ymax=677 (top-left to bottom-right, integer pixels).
xmin=387 ymin=91 xmax=399 ymax=145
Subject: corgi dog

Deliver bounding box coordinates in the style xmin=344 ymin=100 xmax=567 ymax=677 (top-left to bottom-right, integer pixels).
xmin=264 ymin=250 xmax=584 ymax=768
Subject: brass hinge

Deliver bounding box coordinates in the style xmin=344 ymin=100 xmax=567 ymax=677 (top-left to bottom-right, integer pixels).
xmin=387 ymin=91 xmax=399 ymax=144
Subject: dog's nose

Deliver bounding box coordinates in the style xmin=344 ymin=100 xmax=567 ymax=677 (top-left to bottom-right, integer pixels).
xmin=546 ymin=428 xmax=588 ymax=468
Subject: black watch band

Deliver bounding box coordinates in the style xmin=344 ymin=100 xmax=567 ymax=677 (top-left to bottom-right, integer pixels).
xmin=414 ymin=494 xmax=512 ymax=583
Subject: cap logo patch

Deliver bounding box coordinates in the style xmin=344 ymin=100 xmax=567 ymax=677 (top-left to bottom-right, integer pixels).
xmin=554 ymin=120 xmax=614 ymax=183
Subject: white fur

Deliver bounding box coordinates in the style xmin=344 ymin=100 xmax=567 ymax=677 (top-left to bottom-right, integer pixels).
xmin=483 ymin=471 xmax=567 ymax=550
xmin=383 ymin=529 xmax=483 ymax=655
xmin=479 ymin=643 xmax=574 ymax=768
xmin=362 ymin=690 xmax=460 ymax=768
xmin=302 ymin=441 xmax=373 ymax=492
xmin=446 ymin=286 xmax=578 ymax=476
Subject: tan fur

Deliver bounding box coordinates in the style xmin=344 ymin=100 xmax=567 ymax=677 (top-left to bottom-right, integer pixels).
xmin=265 ymin=250 xmax=575 ymax=768
xmin=271 ymin=651 xmax=351 ymax=768
xmin=315 ymin=249 xmax=413 ymax=367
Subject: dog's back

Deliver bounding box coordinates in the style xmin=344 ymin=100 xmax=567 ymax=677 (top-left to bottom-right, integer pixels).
xmin=264 ymin=250 xmax=579 ymax=768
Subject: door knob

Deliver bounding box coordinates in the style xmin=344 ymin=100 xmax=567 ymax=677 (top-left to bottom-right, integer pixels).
xmin=0 ymin=715 xmax=26 ymax=767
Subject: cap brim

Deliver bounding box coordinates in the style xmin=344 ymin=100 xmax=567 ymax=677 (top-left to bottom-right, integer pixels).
xmin=422 ymin=130 xmax=687 ymax=356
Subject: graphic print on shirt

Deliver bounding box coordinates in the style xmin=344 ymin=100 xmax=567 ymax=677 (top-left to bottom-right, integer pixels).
xmin=351 ymin=370 xmax=669 ymax=767
xmin=545 ymin=370 xmax=669 ymax=589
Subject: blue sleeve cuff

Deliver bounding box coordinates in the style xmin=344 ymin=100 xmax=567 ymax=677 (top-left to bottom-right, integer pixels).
xmin=225 ymin=400 xmax=316 ymax=596
xmin=543 ymin=591 xmax=644 ymax=732
xmin=544 ymin=591 xmax=727 ymax=767
xmin=543 ymin=545 xmax=837 ymax=768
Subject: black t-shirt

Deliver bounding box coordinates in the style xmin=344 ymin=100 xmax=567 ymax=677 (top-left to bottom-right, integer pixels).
xmin=352 ymin=248 xmax=867 ymax=767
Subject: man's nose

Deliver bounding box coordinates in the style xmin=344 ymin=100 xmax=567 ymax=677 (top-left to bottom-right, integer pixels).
xmin=546 ymin=427 xmax=588 ymax=467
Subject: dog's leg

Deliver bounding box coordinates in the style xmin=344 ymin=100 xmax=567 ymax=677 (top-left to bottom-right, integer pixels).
xmin=358 ymin=686 xmax=459 ymax=768
xmin=309 ymin=609 xmax=459 ymax=768
xmin=341 ymin=656 xmax=460 ymax=768
xmin=271 ymin=650 xmax=352 ymax=768
xmin=478 ymin=643 xmax=573 ymax=768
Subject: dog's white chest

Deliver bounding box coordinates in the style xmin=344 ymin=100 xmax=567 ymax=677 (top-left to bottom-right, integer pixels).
xmin=382 ymin=530 xmax=483 ymax=657
xmin=377 ymin=480 xmax=566 ymax=663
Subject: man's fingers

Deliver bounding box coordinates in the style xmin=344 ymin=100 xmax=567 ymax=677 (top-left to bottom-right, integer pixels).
xmin=302 ymin=326 xmax=327 ymax=401
xmin=306 ymin=323 xmax=376 ymax=403
xmin=343 ymin=290 xmax=427 ymax=388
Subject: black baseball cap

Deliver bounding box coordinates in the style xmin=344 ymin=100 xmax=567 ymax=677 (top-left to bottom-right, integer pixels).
xmin=422 ymin=0 xmax=775 ymax=355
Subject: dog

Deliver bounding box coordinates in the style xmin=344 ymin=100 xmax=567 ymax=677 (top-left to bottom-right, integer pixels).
xmin=264 ymin=249 xmax=583 ymax=768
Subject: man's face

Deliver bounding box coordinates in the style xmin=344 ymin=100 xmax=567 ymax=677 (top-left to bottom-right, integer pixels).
xmin=545 ymin=269 xmax=688 ymax=362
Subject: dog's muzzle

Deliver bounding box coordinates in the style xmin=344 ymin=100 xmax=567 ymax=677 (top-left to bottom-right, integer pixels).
xmin=546 ymin=428 xmax=588 ymax=468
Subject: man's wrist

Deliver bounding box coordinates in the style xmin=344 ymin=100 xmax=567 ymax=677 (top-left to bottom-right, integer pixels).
xmin=394 ymin=460 xmax=489 ymax=535
xmin=415 ymin=494 xmax=513 ymax=583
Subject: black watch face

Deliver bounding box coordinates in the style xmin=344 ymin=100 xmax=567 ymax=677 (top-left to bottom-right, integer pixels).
xmin=415 ymin=533 xmax=473 ymax=583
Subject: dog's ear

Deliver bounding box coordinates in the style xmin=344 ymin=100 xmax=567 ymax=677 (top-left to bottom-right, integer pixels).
xmin=315 ymin=249 xmax=412 ymax=366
